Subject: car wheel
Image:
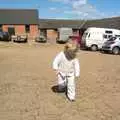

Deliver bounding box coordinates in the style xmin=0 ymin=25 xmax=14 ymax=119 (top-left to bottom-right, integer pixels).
xmin=112 ymin=47 xmax=120 ymax=55
xmin=100 ymin=50 xmax=104 ymax=53
xmin=91 ymin=45 xmax=98 ymax=51
xmin=24 ymin=39 xmax=27 ymax=43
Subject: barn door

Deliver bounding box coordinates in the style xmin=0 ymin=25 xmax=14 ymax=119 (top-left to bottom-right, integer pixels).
xmin=8 ymin=27 xmax=15 ymax=35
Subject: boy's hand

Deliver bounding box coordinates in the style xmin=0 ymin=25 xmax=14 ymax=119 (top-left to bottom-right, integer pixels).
xmin=75 ymin=76 xmax=79 ymax=80
xmin=54 ymin=69 xmax=59 ymax=75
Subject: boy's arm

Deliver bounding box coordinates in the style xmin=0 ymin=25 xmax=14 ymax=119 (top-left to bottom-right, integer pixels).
xmin=74 ymin=59 xmax=80 ymax=77
xmin=52 ymin=52 xmax=62 ymax=70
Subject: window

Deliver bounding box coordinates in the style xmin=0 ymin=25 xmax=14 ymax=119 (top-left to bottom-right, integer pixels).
xmin=115 ymin=35 xmax=120 ymax=37
xmin=108 ymin=37 xmax=116 ymax=41
xmin=83 ymin=32 xmax=88 ymax=38
xmin=105 ymin=30 xmax=113 ymax=34
xmin=108 ymin=35 xmax=112 ymax=38
xmin=73 ymin=29 xmax=78 ymax=33
xmin=0 ymin=25 xmax=3 ymax=32
xmin=40 ymin=30 xmax=44 ymax=36
xmin=88 ymin=33 xmax=90 ymax=38
xmin=25 ymin=25 xmax=30 ymax=33
xmin=103 ymin=35 xmax=113 ymax=39
xmin=103 ymin=34 xmax=107 ymax=39
xmin=40 ymin=29 xmax=47 ymax=37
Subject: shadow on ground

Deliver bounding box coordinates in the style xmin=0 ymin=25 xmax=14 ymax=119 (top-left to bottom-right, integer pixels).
xmin=51 ymin=85 xmax=66 ymax=93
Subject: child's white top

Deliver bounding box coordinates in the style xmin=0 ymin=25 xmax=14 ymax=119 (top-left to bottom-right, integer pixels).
xmin=52 ymin=51 xmax=80 ymax=77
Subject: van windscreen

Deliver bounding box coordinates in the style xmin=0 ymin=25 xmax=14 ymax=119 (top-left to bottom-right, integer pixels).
xmin=105 ymin=30 xmax=113 ymax=34
xmin=83 ymin=32 xmax=88 ymax=38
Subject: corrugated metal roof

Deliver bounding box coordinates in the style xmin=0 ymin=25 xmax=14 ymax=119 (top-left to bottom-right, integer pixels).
xmin=39 ymin=17 xmax=120 ymax=30
xmin=39 ymin=19 xmax=85 ymax=29
xmin=84 ymin=17 xmax=120 ymax=29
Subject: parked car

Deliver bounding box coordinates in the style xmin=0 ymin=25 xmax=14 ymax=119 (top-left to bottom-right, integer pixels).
xmin=11 ymin=35 xmax=17 ymax=42
xmin=81 ymin=27 xmax=120 ymax=51
xmin=35 ymin=35 xmax=47 ymax=43
xmin=0 ymin=32 xmax=11 ymax=41
xmin=102 ymin=36 xmax=120 ymax=55
xmin=11 ymin=34 xmax=28 ymax=43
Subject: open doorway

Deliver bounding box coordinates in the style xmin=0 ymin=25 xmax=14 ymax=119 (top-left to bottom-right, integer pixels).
xmin=8 ymin=27 xmax=15 ymax=35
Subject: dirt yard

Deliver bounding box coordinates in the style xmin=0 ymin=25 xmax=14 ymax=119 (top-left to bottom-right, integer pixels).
xmin=0 ymin=42 xmax=120 ymax=120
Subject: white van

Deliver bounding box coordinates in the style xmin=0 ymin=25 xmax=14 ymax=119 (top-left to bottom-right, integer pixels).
xmin=81 ymin=27 xmax=120 ymax=51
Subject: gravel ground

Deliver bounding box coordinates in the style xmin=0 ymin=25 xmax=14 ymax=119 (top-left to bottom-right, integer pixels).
xmin=0 ymin=42 xmax=120 ymax=120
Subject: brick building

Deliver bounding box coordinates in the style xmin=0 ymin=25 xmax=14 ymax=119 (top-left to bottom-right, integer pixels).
xmin=0 ymin=9 xmax=39 ymax=40
xmin=39 ymin=19 xmax=86 ymax=43
xmin=1 ymin=9 xmax=120 ymax=43
xmin=39 ymin=17 xmax=120 ymax=43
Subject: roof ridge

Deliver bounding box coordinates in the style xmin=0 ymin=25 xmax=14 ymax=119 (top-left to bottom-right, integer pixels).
xmin=0 ymin=8 xmax=37 ymax=11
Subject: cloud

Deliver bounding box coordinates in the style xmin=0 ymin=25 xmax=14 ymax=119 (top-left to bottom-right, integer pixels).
xmin=48 ymin=0 xmax=70 ymax=3
xmin=73 ymin=4 xmax=97 ymax=14
xmin=49 ymin=0 xmax=87 ymax=5
xmin=50 ymin=7 xmax=57 ymax=11
xmin=49 ymin=7 xmax=62 ymax=13
xmin=72 ymin=0 xmax=87 ymax=6
xmin=71 ymin=0 xmax=104 ymax=19
xmin=49 ymin=0 xmax=106 ymax=19
xmin=53 ymin=17 xmax=72 ymax=19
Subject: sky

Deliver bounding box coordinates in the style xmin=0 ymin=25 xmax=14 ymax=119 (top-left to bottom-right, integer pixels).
xmin=0 ymin=0 xmax=120 ymax=20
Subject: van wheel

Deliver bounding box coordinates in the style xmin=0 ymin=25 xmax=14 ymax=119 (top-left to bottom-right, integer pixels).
xmin=91 ymin=45 xmax=98 ymax=51
xmin=112 ymin=47 xmax=120 ymax=55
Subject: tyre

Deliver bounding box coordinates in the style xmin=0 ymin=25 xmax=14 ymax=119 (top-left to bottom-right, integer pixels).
xmin=100 ymin=50 xmax=105 ymax=53
xmin=24 ymin=39 xmax=27 ymax=43
xmin=91 ymin=45 xmax=98 ymax=51
xmin=13 ymin=40 xmax=16 ymax=42
xmin=112 ymin=47 xmax=120 ymax=55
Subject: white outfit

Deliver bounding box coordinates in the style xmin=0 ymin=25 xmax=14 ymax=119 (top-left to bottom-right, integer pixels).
xmin=52 ymin=51 xmax=80 ymax=100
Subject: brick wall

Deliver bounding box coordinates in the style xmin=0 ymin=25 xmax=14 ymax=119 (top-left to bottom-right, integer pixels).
xmin=2 ymin=25 xmax=8 ymax=32
xmin=15 ymin=25 xmax=25 ymax=34
xmin=29 ymin=25 xmax=39 ymax=40
xmin=2 ymin=24 xmax=39 ymax=40
xmin=47 ymin=29 xmax=58 ymax=43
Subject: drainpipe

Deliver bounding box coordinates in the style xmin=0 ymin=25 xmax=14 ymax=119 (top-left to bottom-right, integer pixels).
xmin=79 ymin=19 xmax=87 ymax=29
xmin=78 ymin=19 xmax=87 ymax=47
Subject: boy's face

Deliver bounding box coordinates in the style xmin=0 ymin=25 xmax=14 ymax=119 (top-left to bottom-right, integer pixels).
xmin=64 ymin=48 xmax=77 ymax=60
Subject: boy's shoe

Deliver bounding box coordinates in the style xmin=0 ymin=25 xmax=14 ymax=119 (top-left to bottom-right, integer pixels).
xmin=67 ymin=97 xmax=75 ymax=102
xmin=69 ymin=99 xmax=75 ymax=102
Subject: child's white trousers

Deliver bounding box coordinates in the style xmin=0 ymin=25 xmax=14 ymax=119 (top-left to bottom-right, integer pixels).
xmin=58 ymin=72 xmax=75 ymax=100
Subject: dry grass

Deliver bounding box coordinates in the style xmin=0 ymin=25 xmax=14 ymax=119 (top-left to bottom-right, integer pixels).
xmin=0 ymin=42 xmax=120 ymax=120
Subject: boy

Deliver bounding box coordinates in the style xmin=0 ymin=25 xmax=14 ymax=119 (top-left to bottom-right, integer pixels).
xmin=52 ymin=42 xmax=80 ymax=101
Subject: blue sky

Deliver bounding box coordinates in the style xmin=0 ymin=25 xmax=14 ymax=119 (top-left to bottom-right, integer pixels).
xmin=0 ymin=0 xmax=120 ymax=20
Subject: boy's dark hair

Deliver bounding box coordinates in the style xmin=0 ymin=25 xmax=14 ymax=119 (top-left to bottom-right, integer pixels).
xmin=64 ymin=43 xmax=78 ymax=60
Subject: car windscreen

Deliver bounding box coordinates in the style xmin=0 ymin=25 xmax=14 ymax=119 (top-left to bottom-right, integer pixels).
xmin=108 ymin=37 xmax=116 ymax=41
xmin=3 ymin=32 xmax=9 ymax=35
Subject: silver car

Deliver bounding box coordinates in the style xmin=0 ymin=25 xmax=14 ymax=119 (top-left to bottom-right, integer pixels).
xmin=35 ymin=35 xmax=47 ymax=43
xmin=11 ymin=34 xmax=28 ymax=43
xmin=102 ymin=36 xmax=120 ymax=55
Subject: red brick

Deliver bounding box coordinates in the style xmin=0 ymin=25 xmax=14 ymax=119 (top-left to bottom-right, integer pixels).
xmin=47 ymin=30 xmax=58 ymax=43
